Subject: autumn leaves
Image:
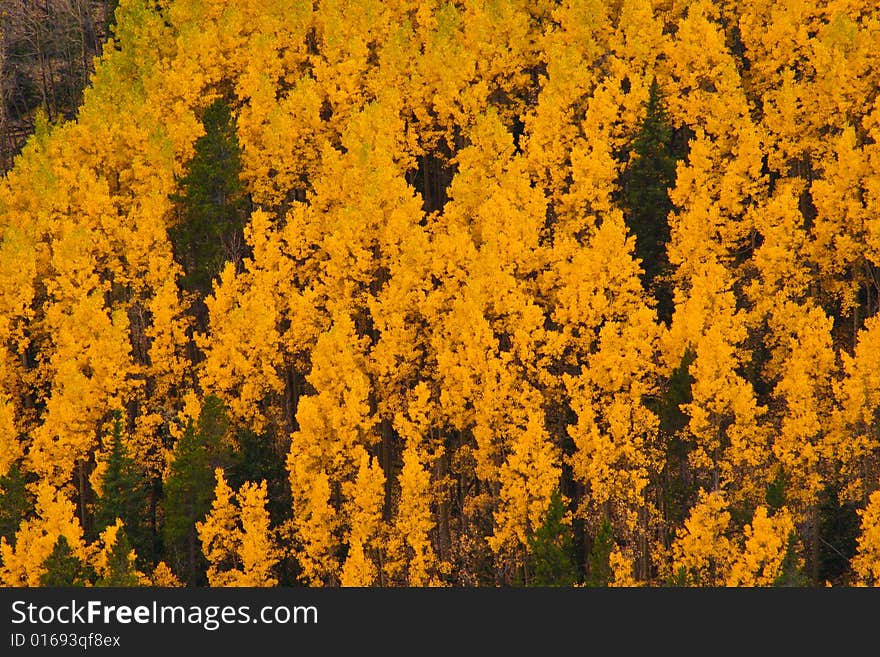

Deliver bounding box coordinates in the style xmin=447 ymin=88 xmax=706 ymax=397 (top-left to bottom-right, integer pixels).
xmin=1 ymin=0 xmax=880 ymax=587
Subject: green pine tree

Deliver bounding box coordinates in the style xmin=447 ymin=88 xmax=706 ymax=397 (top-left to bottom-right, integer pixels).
xmin=0 ymin=462 xmax=31 ymax=544
xmin=651 ymin=348 xmax=697 ymax=535
xmin=97 ymin=526 xmax=140 ymax=587
xmin=773 ymin=532 xmax=809 ymax=588
xmin=527 ymin=490 xmax=578 ymax=586
xmin=169 ymin=97 xmax=250 ymax=296
xmin=765 ymin=466 xmax=788 ymax=510
xmin=586 ymin=517 xmax=614 ymax=587
xmin=227 ymin=427 xmax=290 ymax=525
xmin=39 ymin=535 xmax=87 ymax=587
xmin=106 ymin=0 xmax=122 ymax=36
xmin=162 ymin=395 xmax=232 ymax=585
xmin=618 ymin=78 xmax=686 ymax=325
xmin=94 ymin=412 xmax=151 ymax=567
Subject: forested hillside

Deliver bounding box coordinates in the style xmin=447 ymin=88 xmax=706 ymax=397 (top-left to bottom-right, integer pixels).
xmin=1 ymin=0 xmax=879 ymax=588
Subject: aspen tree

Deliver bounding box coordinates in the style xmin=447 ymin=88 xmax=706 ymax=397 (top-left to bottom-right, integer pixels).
xmin=197 ymin=469 xmax=279 ymax=587
xmin=2 ymin=0 xmax=880 ymax=589
xmin=489 ymin=412 xmax=562 ymax=576
xmin=768 ymin=302 xmax=837 ymax=519
xmin=552 ymin=207 xmax=662 ymax=571
xmin=833 ymin=316 xmax=880 ymax=504
xmin=421 ymin=113 xmax=561 ymax=582
xmin=197 ymin=469 xmax=240 ymax=587
xmin=521 ymin=0 xmax=608 ymax=204
xmin=29 ymin=287 xmax=132 ymax=490
xmin=235 ymin=479 xmax=279 ymax=586
xmin=149 ymin=561 xmax=183 ymax=587
xmin=669 ymin=489 xmax=798 ymax=586
xmin=852 ymin=488 xmax=880 ymax=586
xmin=199 ymin=212 xmax=290 ymax=431
xmin=668 ymin=489 xmax=735 ymax=586
xmin=809 ymin=127 xmax=874 ymax=329
xmin=665 ymin=258 xmax=769 ymax=506
xmin=386 ymin=434 xmax=443 ymax=586
xmin=340 ymin=448 xmax=385 ymax=586
xmin=726 ymin=506 xmax=798 ymax=587
xmin=608 ymin=546 xmax=640 ymax=587
xmin=0 ymin=482 xmax=87 ymax=586
xmin=286 ymin=317 xmax=377 ymax=586
xmin=0 ymin=226 xmax=36 ymax=469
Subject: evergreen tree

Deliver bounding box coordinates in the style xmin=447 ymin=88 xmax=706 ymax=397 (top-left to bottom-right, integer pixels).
xmin=619 ymin=78 xmax=683 ymax=324
xmin=94 ymin=412 xmax=151 ymax=567
xmin=773 ymin=532 xmax=809 ymax=587
xmin=97 ymin=526 xmax=140 ymax=587
xmin=527 ymin=489 xmax=578 ymax=586
xmin=106 ymin=0 xmax=122 ymax=37
xmin=653 ymin=348 xmax=697 ymax=534
xmin=162 ymin=395 xmax=233 ymax=585
xmin=816 ymin=485 xmax=860 ymax=585
xmin=39 ymin=535 xmax=87 ymax=587
xmin=170 ymin=97 xmax=250 ymax=296
xmin=228 ymin=427 xmax=290 ymax=526
xmin=0 ymin=463 xmax=30 ymax=544
xmin=586 ymin=517 xmax=615 ymax=587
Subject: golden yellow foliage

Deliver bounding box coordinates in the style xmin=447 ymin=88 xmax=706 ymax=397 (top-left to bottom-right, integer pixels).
xmin=340 ymin=448 xmax=385 ymax=586
xmin=671 ymin=490 xmax=798 ymax=587
xmin=0 ymin=482 xmax=86 ymax=587
xmin=727 ymin=506 xmax=797 ymax=587
xmin=149 ymin=561 xmax=184 ymax=587
xmin=2 ymin=0 xmax=880 ymax=589
xmin=197 ymin=469 xmax=280 ymax=587
xmin=852 ymin=489 xmax=880 ymax=586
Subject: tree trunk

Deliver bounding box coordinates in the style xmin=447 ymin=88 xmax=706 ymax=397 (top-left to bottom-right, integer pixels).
xmin=77 ymin=459 xmax=87 ymax=533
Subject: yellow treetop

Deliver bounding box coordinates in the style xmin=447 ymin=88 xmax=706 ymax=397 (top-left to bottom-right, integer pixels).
xmin=340 ymin=448 xmax=386 ymax=586
xmin=852 ymin=488 xmax=880 ymax=586
xmin=197 ymin=469 xmax=280 ymax=587
xmin=0 ymin=482 xmax=87 ymax=586
xmin=726 ymin=506 xmax=797 ymax=587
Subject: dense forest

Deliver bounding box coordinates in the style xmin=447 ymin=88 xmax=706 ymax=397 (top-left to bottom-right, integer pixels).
xmin=1 ymin=0 xmax=879 ymax=588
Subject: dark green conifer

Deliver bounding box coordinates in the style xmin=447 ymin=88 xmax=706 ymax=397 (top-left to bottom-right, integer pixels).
xmin=40 ymin=535 xmax=87 ymax=587
xmin=94 ymin=412 xmax=151 ymax=567
xmin=170 ymin=97 xmax=250 ymax=296
xmin=97 ymin=526 xmax=140 ymax=587
xmin=586 ymin=517 xmax=614 ymax=587
xmin=162 ymin=395 xmax=232 ymax=585
xmin=528 ymin=489 xmax=578 ymax=586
